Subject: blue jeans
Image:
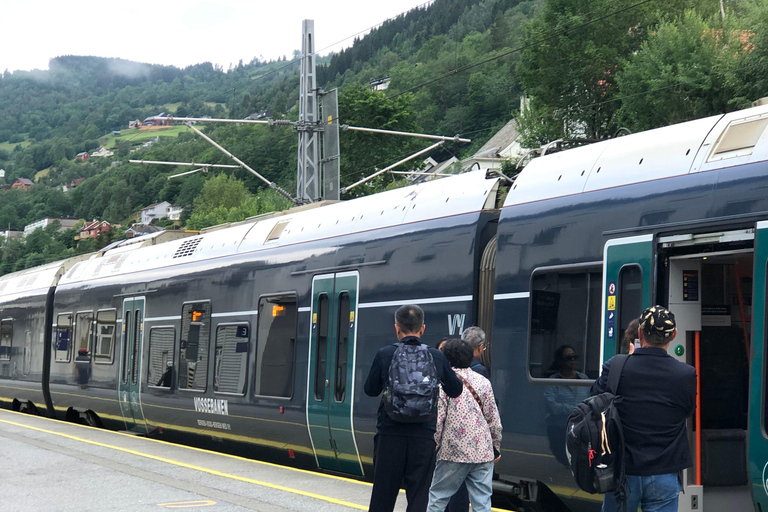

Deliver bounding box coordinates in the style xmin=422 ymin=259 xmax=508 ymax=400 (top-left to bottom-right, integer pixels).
xmin=602 ymin=473 xmax=681 ymax=512
xmin=427 ymin=460 xmax=494 ymax=512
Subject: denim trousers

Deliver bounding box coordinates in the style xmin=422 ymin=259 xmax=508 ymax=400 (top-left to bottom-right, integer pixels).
xmin=602 ymin=473 xmax=681 ymax=512
xmin=426 ymin=460 xmax=494 ymax=512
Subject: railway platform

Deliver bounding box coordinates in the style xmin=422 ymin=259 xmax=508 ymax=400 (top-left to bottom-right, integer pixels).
xmin=0 ymin=409 xmax=399 ymax=512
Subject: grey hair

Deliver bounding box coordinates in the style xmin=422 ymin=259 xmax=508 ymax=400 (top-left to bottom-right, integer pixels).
xmin=461 ymin=326 xmax=486 ymax=350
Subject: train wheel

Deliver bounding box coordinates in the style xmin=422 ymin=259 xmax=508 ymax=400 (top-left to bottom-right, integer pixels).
xmin=84 ymin=411 xmax=102 ymax=428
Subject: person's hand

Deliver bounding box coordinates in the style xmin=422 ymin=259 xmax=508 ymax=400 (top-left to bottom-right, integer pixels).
xmin=494 ymin=454 xmax=501 ymax=463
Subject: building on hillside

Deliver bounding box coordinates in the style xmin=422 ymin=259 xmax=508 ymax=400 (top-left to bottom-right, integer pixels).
xmin=125 ymin=223 xmax=163 ymax=238
xmin=111 ymin=130 xmax=121 ymax=136
xmin=12 ymin=178 xmax=33 ymax=190
xmin=0 ymin=230 xmax=23 ymax=240
xmin=0 ymin=185 xmax=10 ymax=191
xmin=143 ymin=112 xmax=172 ymax=127
xmin=370 ymin=76 xmax=391 ymax=91
xmin=139 ymin=201 xmax=172 ymax=224
xmin=460 ymin=119 xmax=522 ymax=173
xmin=168 ymin=206 xmax=184 ymax=221
xmin=129 ymin=119 xmax=143 ymax=129
xmin=76 ymin=220 xmax=115 ymax=240
xmin=91 ymin=147 xmax=114 ymax=158
xmin=63 ymin=178 xmax=85 ymax=192
xmin=76 ymin=152 xmax=89 ymax=160
xmin=24 ymin=218 xmax=80 ymax=236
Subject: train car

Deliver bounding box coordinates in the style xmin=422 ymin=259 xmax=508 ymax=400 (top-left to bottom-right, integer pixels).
xmin=41 ymin=170 xmax=501 ymax=475
xmin=491 ymin=103 xmax=768 ymax=511
xmin=0 ymin=256 xmax=90 ymax=416
xmin=5 ymin=102 xmax=768 ymax=512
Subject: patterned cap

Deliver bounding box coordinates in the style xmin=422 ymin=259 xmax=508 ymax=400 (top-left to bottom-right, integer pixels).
xmin=639 ymin=305 xmax=676 ymax=338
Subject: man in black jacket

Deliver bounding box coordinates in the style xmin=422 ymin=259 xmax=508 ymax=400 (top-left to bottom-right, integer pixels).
xmin=591 ymin=305 xmax=696 ymax=512
xmin=364 ymin=304 xmax=463 ymax=512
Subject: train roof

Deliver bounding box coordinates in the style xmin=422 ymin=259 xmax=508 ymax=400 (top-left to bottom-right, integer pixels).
xmin=505 ymin=104 xmax=768 ymax=207
xmin=0 ymin=253 xmax=93 ymax=300
xmin=58 ymin=170 xmax=500 ymax=285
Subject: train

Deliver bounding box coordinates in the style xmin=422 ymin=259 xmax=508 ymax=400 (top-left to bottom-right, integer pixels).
xmin=3 ymin=102 xmax=768 ymax=512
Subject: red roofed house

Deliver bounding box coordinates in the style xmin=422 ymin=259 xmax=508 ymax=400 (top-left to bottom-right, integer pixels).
xmin=76 ymin=152 xmax=89 ymax=160
xmin=76 ymin=220 xmax=115 ymax=240
xmin=12 ymin=178 xmax=33 ymax=190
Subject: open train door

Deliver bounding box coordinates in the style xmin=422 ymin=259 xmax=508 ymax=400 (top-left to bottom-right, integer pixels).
xmin=601 ymin=234 xmax=654 ymax=359
xmin=306 ymin=272 xmax=364 ymax=476
xmin=750 ymin=221 xmax=768 ymax=511
xmin=118 ymin=297 xmax=148 ymax=434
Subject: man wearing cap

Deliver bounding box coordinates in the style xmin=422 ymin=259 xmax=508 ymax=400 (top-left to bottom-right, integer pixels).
xmin=591 ymin=305 xmax=697 ymax=512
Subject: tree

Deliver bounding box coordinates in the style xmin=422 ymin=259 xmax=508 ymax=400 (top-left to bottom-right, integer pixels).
xmin=338 ymin=84 xmax=421 ymax=196
xmin=616 ymin=11 xmax=740 ymax=131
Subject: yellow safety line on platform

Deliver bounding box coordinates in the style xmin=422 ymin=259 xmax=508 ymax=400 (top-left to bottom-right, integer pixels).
xmin=0 ymin=411 xmax=514 ymax=511
xmin=0 ymin=417 xmax=368 ymax=510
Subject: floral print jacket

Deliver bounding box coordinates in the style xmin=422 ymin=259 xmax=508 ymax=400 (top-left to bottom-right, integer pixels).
xmin=434 ymin=367 xmax=502 ymax=463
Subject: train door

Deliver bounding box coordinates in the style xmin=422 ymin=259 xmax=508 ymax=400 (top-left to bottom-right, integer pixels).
xmin=602 ymin=234 xmax=654 ymax=359
xmin=750 ymin=222 xmax=768 ymax=512
xmin=306 ymin=271 xmax=364 ymax=476
xmin=605 ymin=230 xmax=757 ymax=511
xmin=118 ymin=297 xmax=148 ymax=434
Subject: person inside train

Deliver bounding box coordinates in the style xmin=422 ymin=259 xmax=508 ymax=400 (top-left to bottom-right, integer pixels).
xmin=427 ymin=338 xmax=502 ymax=512
xmin=621 ymin=318 xmax=639 ymax=355
xmin=74 ymin=348 xmax=91 ymax=389
xmin=460 ymin=327 xmax=489 ymax=379
xmin=364 ymin=304 xmax=462 ymax=512
xmin=544 ymin=345 xmax=590 ymax=466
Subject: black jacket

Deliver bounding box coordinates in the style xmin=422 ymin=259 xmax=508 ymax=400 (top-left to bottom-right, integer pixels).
xmin=364 ymin=336 xmax=462 ymax=438
xmin=591 ymin=347 xmax=697 ymax=476
xmin=470 ymin=356 xmax=490 ymax=379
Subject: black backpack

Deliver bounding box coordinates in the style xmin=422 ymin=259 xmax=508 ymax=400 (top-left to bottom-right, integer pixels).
xmin=383 ymin=342 xmax=439 ymax=423
xmin=565 ymin=355 xmax=629 ymax=503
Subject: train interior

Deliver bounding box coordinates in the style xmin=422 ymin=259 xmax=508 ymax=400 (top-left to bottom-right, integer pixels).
xmin=658 ymin=236 xmax=754 ymax=512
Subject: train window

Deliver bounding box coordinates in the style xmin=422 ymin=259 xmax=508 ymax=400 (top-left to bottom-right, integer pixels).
xmin=131 ymin=309 xmax=142 ymax=385
xmin=214 ymin=324 xmax=249 ymax=395
xmin=121 ymin=310 xmax=131 ymax=383
xmin=618 ymin=265 xmax=643 ymax=353
xmin=23 ymin=331 xmax=31 ymax=375
xmin=95 ymin=310 xmax=116 ymax=364
xmin=334 ymin=292 xmax=351 ymax=403
xmin=314 ymin=293 xmax=330 ymax=401
xmin=255 ymin=295 xmax=297 ymax=398
xmin=0 ymin=319 xmax=11 ymax=361
xmin=529 ymin=268 xmax=602 ymax=381
xmin=75 ymin=312 xmax=93 ymax=356
xmin=56 ymin=314 xmax=72 ymax=363
xmin=148 ymin=327 xmax=176 ymax=388
xmin=709 ymin=117 xmax=768 ymax=162
xmin=179 ymin=302 xmax=211 ymax=391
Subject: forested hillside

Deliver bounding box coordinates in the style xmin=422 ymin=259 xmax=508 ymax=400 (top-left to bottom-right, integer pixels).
xmin=1 ymin=0 xmax=768 ymax=276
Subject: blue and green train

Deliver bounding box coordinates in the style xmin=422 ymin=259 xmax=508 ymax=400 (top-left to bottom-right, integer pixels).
xmin=3 ymin=103 xmax=768 ymax=511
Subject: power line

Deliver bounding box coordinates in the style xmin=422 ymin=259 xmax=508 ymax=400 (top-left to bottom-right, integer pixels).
xmin=386 ymin=0 xmax=655 ymax=101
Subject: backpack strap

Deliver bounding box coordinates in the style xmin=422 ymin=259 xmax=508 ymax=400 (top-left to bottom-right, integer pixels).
xmin=607 ymin=354 xmax=630 ymax=395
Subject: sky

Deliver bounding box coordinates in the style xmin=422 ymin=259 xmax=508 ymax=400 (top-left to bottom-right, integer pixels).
xmin=0 ymin=0 xmax=431 ymax=73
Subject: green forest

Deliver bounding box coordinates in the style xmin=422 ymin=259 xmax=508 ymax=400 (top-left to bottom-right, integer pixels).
xmin=1 ymin=0 xmax=768 ymax=276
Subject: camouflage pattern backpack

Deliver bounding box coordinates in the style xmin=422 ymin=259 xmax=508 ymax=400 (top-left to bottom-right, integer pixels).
xmin=383 ymin=342 xmax=439 ymax=422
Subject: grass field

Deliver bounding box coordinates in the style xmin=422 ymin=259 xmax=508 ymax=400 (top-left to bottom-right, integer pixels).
xmin=102 ymin=125 xmax=193 ymax=149
xmin=0 ymin=139 xmax=30 ymax=152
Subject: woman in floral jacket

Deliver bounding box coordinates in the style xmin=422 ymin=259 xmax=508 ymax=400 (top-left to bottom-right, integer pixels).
xmin=427 ymin=338 xmax=502 ymax=512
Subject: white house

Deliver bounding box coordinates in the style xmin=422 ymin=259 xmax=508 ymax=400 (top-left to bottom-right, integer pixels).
xmin=24 ymin=218 xmax=80 ymax=236
xmin=140 ymin=202 xmax=172 ymax=224
xmin=168 ymin=206 xmax=184 ymax=221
